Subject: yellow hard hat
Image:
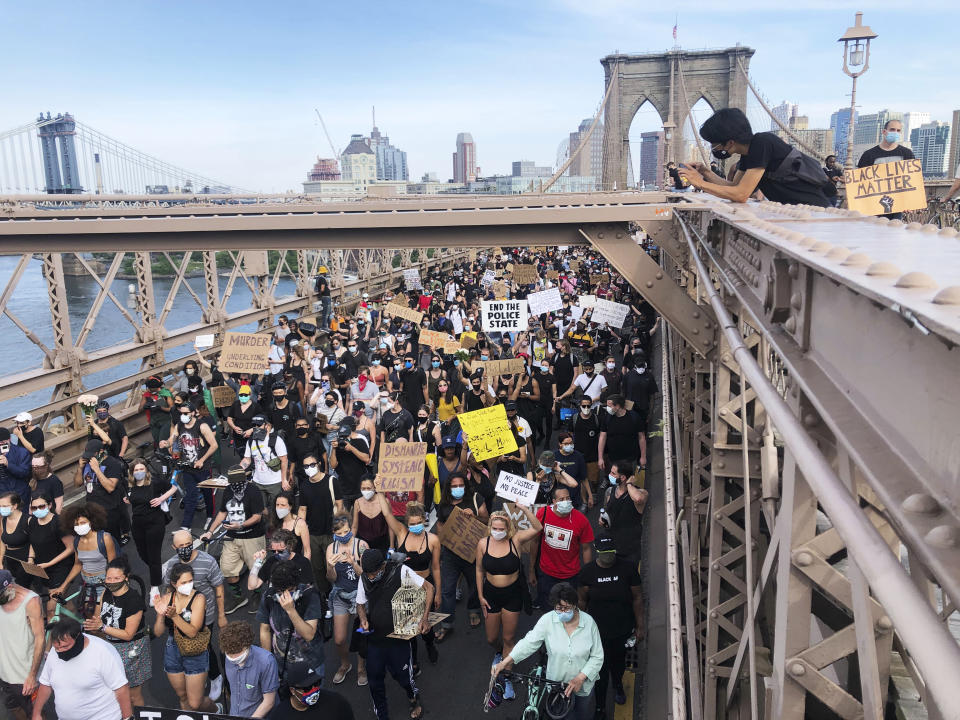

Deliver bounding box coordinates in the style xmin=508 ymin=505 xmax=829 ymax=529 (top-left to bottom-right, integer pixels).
xmin=318 ymin=266 xmax=328 ymax=274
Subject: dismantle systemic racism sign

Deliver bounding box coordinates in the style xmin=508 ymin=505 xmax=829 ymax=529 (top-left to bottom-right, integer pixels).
xmin=843 ymin=159 xmax=927 ymax=216
xmin=481 ymin=300 xmax=527 ymax=332
xmin=217 ymin=332 xmax=271 ymax=374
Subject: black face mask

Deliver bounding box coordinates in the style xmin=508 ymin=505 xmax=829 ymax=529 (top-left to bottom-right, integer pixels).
xmin=176 ymin=546 xmax=193 ymax=562
xmin=56 ymin=633 xmax=85 ymax=661
xmin=252 ymin=428 xmax=267 ymax=442
xmin=297 ymin=428 xmax=309 ymax=437
xmin=711 ymin=146 xmax=731 ymax=160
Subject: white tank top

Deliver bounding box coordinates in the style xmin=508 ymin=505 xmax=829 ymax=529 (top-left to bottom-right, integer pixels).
xmin=0 ymin=589 xmax=39 ymax=684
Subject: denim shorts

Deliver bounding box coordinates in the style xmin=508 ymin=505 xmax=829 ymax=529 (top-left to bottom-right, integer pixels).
xmin=163 ymin=637 xmax=209 ymax=676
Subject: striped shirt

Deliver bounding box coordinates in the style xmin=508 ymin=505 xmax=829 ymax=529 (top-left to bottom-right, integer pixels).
xmin=162 ymin=550 xmax=224 ymax=625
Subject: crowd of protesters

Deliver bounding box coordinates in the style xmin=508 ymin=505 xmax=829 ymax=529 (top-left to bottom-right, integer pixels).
xmin=1 ymin=241 xmax=657 ymax=720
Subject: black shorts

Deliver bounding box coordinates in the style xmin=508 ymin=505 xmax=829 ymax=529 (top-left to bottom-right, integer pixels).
xmin=483 ymin=579 xmax=523 ymax=614
xmin=0 ymin=680 xmax=31 ymax=713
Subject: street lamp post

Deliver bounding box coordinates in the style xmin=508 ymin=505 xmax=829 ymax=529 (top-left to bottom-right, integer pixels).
xmin=839 ymin=12 xmax=878 ymax=170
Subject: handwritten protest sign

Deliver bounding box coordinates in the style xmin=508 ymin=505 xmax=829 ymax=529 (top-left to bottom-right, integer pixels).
xmin=481 ymin=269 xmax=497 ymax=288
xmin=527 ymin=287 xmax=563 ymax=316
xmin=195 ymin=334 xmax=215 ymax=349
xmin=578 ymin=294 xmax=596 ymax=309
xmin=218 ymin=332 xmax=271 ymax=374
xmin=418 ymin=329 xmax=450 ymax=349
xmin=512 ymin=264 xmax=539 ymax=284
xmin=503 ymin=502 xmax=546 ymax=532
xmin=491 ymin=280 xmax=509 ymax=299
xmin=478 ymin=358 xmax=526 ymax=376
xmin=211 ymin=385 xmax=236 ymax=408
xmin=545 ymin=270 xmax=559 ymax=281
xmin=460 ymin=332 xmax=478 ymax=349
xmin=569 ymin=305 xmax=584 ymax=322
xmin=843 ymin=160 xmax=926 ymax=215
xmin=482 ymin=300 xmax=526 ymax=332
xmin=442 ymin=339 xmax=462 ymax=355
xmin=458 ymin=404 xmax=518 ymax=462
xmin=505 ymin=262 xmax=515 ymax=273
xmin=403 ymin=268 xmax=422 ymax=290
xmin=376 ymin=442 xmax=427 ymax=493
xmin=384 ymin=301 xmax=424 ymax=324
xmin=569 ymin=259 xmax=580 ymax=271
xmin=438 ymin=506 xmax=488 ymax=562
xmin=589 ymin=273 xmax=606 ymax=286
xmin=468 ymin=249 xmax=477 ymax=262
xmin=591 ymin=298 xmax=631 ymax=329
xmin=495 ymin=470 xmax=538 ymax=505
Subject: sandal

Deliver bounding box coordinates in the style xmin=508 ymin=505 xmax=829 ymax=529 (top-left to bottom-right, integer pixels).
xmin=410 ymin=696 xmax=424 ymax=719
xmin=434 ymin=627 xmax=449 ymax=642
xmin=333 ymin=663 xmax=352 ymax=684
xmin=469 ymin=612 xmax=482 ymax=628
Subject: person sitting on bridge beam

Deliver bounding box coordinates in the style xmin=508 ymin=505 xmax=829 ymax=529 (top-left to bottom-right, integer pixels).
xmin=678 ymin=107 xmax=832 ymax=208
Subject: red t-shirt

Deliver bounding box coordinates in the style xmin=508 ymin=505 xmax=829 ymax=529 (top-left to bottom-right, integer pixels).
xmin=418 ymin=295 xmax=432 ymax=311
xmin=537 ymin=506 xmax=594 ymax=579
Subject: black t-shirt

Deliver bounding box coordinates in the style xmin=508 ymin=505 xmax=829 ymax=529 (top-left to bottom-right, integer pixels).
xmin=580 ymin=558 xmax=641 ymax=638
xmin=333 ymin=436 xmax=369 ymax=500
xmin=378 ymin=409 xmax=414 ymax=444
xmin=623 ymin=369 xmax=657 ymax=414
xmin=399 ymin=368 xmax=427 ymax=412
xmin=572 ymin=411 xmax=601 ymax=462
xmin=600 ymin=411 xmax=641 ymax=463
xmin=298 ymin=472 xmax=341 ymax=536
xmin=857 ymin=144 xmax=915 ymax=168
xmin=316 ymin=277 xmax=331 ymax=298
xmin=88 ymin=417 xmax=127 ymax=457
xmin=554 ymin=353 xmax=575 ymax=394
xmin=268 ymin=401 xmax=302 ymax=441
xmin=222 ymin=485 xmax=265 ymax=539
xmin=738 ymin=132 xmax=830 ymax=207
xmin=268 ymin=691 xmax=355 ymax=720
xmin=129 ymin=480 xmax=168 ymax=520
xmin=259 ymin=552 xmax=314 ymax=590
xmin=16 ymin=427 xmax=45 ymax=454
xmin=99 ymin=586 xmax=146 ymax=638
xmin=34 ymin=473 xmax=64 ymax=502
xmin=287 ymin=432 xmax=325 ymax=472
xmin=88 ymin=455 xmax=127 ymax=510
xmin=229 ymin=399 xmax=264 ymax=433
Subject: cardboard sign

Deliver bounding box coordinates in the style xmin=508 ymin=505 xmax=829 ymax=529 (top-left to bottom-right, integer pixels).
xmin=460 ymin=332 xmax=478 ymax=349
xmin=591 ymin=298 xmax=631 ymax=329
xmin=418 ymin=329 xmax=451 ymax=349
xmin=376 ymin=442 xmax=427 ymax=493
xmin=578 ymin=294 xmax=596 ymax=309
xmin=438 ymin=506 xmax=489 ymax=562
xmin=505 ymin=262 xmax=515 ymax=273
xmin=491 ymin=280 xmax=509 ymax=299
xmin=481 ymin=269 xmax=496 ymax=288
xmin=527 ymin=287 xmax=563 ymax=316
xmin=218 ymin=332 xmax=271 ymax=374
xmin=843 ymin=160 xmax=926 ymax=215
xmin=569 ymin=259 xmax=580 ymax=271
xmin=198 ymin=477 xmax=230 ymax=489
xmin=545 ymin=270 xmax=559 ymax=281
xmin=589 ymin=273 xmax=605 ymax=286
xmin=9 ymin=557 xmax=49 ymax=579
xmin=403 ymin=268 xmax=423 ymax=290
xmin=134 ymin=708 xmax=245 ymax=720
xmin=478 ymin=358 xmax=526 ymax=376
xmin=512 ymin=264 xmax=539 ymax=284
xmin=384 ymin=301 xmax=424 ymax=324
xmin=482 ymin=300 xmax=527 ymax=332
xmin=458 ymin=404 xmax=519 ymax=462
xmin=210 ymin=385 xmax=236 ymax=408
xmin=495 ymin=470 xmax=538 ymax=505
xmin=468 ymin=249 xmax=477 ymax=262
xmin=194 ymin=334 xmax=215 ymax=349
xmin=503 ymin=502 xmax=547 ymax=532
xmin=442 ymin=339 xmax=462 ymax=355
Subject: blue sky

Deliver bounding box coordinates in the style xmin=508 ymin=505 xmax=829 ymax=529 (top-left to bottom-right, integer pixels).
xmin=3 ymin=0 xmax=956 ymax=191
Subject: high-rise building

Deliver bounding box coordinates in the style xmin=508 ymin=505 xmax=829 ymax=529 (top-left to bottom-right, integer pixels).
xmin=367 ymin=121 xmax=409 ymax=181
xmin=911 ymin=121 xmax=952 ymax=176
xmin=770 ymin=101 xmax=798 ymax=132
xmin=567 ymin=119 xmax=603 ymax=187
xmin=307 ymin=157 xmax=340 ymax=181
xmin=902 ymin=112 xmax=930 ymax=149
xmin=852 ymin=109 xmax=902 ymax=164
xmin=340 ymin=134 xmax=377 ymax=185
xmin=638 ymin=131 xmax=664 ymax=189
xmin=511 ymin=160 xmax=552 ymax=178
xmin=776 ymin=116 xmax=834 ymax=160
xmin=830 ymin=108 xmax=858 ymax=159
xmin=452 ymin=133 xmax=476 ymax=183
xmin=949 ymin=110 xmax=960 ymax=178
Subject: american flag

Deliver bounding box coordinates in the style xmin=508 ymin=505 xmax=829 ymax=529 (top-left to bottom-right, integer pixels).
xmin=673 ymin=24 xmax=677 ymax=39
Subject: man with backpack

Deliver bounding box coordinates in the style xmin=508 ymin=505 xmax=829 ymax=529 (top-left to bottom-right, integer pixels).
xmin=678 ymin=107 xmax=831 ymax=208
xmin=241 ymin=415 xmax=288 ymax=510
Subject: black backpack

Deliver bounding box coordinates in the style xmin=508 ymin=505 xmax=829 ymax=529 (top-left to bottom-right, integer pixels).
xmin=768 ymin=148 xmax=829 ymax=188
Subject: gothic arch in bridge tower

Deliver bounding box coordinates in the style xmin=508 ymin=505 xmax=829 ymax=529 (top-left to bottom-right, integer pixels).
xmin=601 ymin=46 xmax=754 ymax=189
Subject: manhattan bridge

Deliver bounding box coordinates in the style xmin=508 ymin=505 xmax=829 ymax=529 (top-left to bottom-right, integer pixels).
xmin=0 ymin=43 xmax=958 ymax=720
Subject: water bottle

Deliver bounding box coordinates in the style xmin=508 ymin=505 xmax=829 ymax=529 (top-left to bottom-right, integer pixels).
xmin=625 ymin=635 xmax=637 ymax=649
xmin=599 ymin=508 xmax=610 ymax=528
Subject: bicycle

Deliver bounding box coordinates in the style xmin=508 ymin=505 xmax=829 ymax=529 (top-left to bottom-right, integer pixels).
xmin=191 ymin=523 xmax=229 ymax=560
xmin=484 ymin=666 xmax=572 ymax=720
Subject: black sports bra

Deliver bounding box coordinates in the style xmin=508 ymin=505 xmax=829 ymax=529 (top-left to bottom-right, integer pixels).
xmin=400 ymin=532 xmax=432 ymax=572
xmin=482 ymin=537 xmax=521 ymax=576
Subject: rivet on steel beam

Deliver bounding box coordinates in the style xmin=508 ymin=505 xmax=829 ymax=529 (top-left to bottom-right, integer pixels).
xmin=721 ymin=353 xmax=731 ymax=363
xmin=920 ymin=224 xmax=939 ymax=234
xmin=895 ymin=272 xmax=937 ymax=290
xmin=905 ymin=222 xmax=923 ymax=231
xmin=876 ymin=615 xmax=893 ymax=631
xmin=938 ymin=227 xmax=959 ymax=238
xmin=597 ymin=233 xmax=604 ymax=239
xmin=903 ymin=494 xmax=940 ymax=514
xmin=655 ymin=271 xmax=663 ymax=280
xmin=810 ymin=241 xmax=832 ymax=254
xmin=866 ymin=262 xmax=901 ymax=277
xmin=646 ymin=281 xmax=653 ymax=288
xmin=693 ymin=310 xmax=701 ymax=319
xmin=789 ymin=662 xmax=806 ymax=677
xmin=842 ymin=253 xmax=871 ymax=267
xmin=717 ymin=461 xmax=726 ymax=469
xmin=714 ymin=512 xmax=723 ymax=521
xmin=925 ymin=525 xmax=960 ymax=548
xmin=692 ymin=328 xmax=699 ymax=335
xmin=708 ymin=668 xmax=717 ymax=676
xmin=719 ymin=408 xmax=728 ymax=415
xmin=712 ymin=561 xmax=720 ymax=570
xmin=932 ymin=286 xmax=960 ymax=305
xmin=790 ymin=292 xmax=802 ymax=310
xmin=788 ymin=262 xmax=799 ymax=279
xmin=793 ymin=551 xmax=813 ymax=567
xmin=802 ymin=413 xmax=819 ymax=428
xmin=784 ymin=316 xmax=797 ymax=333
xmin=710 ymin=611 xmax=718 ymax=619
xmin=826 ymin=247 xmax=852 ymax=262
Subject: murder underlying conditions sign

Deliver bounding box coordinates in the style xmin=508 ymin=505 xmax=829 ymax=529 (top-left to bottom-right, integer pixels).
xmin=218 ymin=332 xmax=271 ymax=374
xmin=482 ymin=300 xmax=527 ymax=332
xmin=843 ymin=159 xmax=926 ymax=215
xmin=376 ymin=442 xmax=427 ymax=493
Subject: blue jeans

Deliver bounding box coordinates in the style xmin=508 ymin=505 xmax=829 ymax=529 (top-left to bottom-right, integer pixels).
xmin=562 ymin=691 xmax=595 ymax=720
xmin=163 ymin=637 xmax=209 ymax=676
xmin=440 ymin=547 xmax=479 ymax=628
xmin=320 ymin=296 xmax=332 ymax=328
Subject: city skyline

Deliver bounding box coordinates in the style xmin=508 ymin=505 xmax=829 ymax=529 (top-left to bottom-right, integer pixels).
xmin=2 ymin=2 xmax=958 ymax=191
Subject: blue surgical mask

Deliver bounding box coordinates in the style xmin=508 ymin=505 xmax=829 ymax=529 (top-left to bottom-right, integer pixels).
xmin=33 ymin=508 xmax=50 ymax=519
xmin=453 ymin=359 xmax=460 ymax=367
xmin=0 ymin=507 xmax=11 ymax=517
xmin=405 ymin=360 xmax=413 ymax=369
xmin=555 ymin=500 xmax=573 ymax=515
xmin=561 ymin=443 xmax=574 ymax=453
xmin=884 ymin=131 xmax=901 ymax=144
xmin=372 ymin=359 xmax=380 ymax=366
xmin=408 ymin=523 xmax=425 ymax=534
xmin=539 ymin=464 xmax=553 ymax=474
xmin=336 ymin=531 xmax=353 ymax=544
xmin=608 ymin=473 xmax=618 ymax=485
xmin=431 ymin=361 xmax=441 ymax=368
xmin=451 ymin=487 xmax=465 ymax=499
xmin=556 ymin=608 xmax=575 ymax=623
xmin=480 ymin=355 xmax=489 ymax=361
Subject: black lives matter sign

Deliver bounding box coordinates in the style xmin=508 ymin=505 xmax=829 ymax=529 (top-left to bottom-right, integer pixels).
xmin=843 ymin=159 xmax=926 ymax=216
xmin=481 ymin=300 xmax=526 ymax=332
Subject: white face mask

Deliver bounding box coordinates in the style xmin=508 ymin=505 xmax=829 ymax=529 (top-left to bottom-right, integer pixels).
xmin=361 ymin=489 xmax=376 ymax=501
xmin=606 ymin=362 xmax=616 ymax=370
xmin=226 ymin=648 xmax=250 ymax=666
xmin=304 ymin=466 xmax=319 ymax=478
xmin=180 ymin=413 xmax=192 ymax=424
xmin=177 ymin=582 xmax=194 ymax=596
xmin=75 ymin=523 xmax=91 ymax=536
xmin=490 ymin=529 xmax=508 ymax=541
xmin=186 ymin=368 xmax=195 ymax=376
xmin=276 ymin=507 xmax=291 ymax=519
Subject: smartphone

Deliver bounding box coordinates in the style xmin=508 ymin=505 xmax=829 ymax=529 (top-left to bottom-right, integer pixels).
xmin=356 ymin=626 xmax=372 ymax=635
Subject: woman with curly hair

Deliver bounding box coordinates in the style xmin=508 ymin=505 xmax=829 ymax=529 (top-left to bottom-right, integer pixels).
xmin=59 ymin=502 xmax=117 ymax=601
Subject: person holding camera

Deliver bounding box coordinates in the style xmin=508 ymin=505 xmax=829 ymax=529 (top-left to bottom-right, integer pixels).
xmin=329 ymin=419 xmax=371 ymax=514
xmin=241 ymin=415 xmax=288 ymax=510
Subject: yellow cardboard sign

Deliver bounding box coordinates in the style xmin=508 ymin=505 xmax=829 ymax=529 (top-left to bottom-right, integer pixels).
xmin=458 ymin=404 xmax=519 ymax=462
xmin=460 ymin=332 xmax=478 ymax=349
xmin=843 ymin=160 xmax=926 ymax=215
xmin=418 ymin=329 xmax=451 ymax=349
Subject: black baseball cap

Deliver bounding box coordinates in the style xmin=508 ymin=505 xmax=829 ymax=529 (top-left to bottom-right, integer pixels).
xmin=595 ymin=534 xmax=616 ymax=553
xmin=81 ymin=438 xmax=104 ymax=459
xmin=361 ymin=549 xmax=385 ymax=573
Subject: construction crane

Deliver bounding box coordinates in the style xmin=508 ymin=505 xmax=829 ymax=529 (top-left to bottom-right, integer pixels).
xmin=314 ymin=109 xmax=340 ymax=158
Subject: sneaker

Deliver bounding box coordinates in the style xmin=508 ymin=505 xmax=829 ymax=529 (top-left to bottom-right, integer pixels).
xmin=209 ymin=676 xmax=223 ymax=701
xmin=412 ymin=664 xmax=422 ymax=678
xmin=615 ymin=685 xmax=626 ymax=705
xmin=247 ymin=592 xmax=261 ymax=614
xmin=214 ymin=703 xmax=224 ymax=715
xmin=594 ymin=709 xmax=607 ymax=720
xmin=357 ymin=667 xmax=368 ymax=686
xmin=224 ymin=593 xmax=248 ymax=614
xmin=333 ymin=664 xmax=352 ymax=684
xmin=503 ymin=678 xmax=515 ymax=701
